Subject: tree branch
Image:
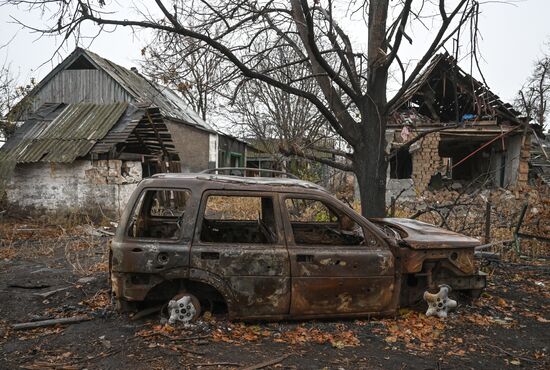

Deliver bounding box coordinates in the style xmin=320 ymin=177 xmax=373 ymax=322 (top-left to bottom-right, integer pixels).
xmin=384 ymin=0 xmax=413 ymax=69
xmin=387 ymin=124 xmax=459 ymax=159
xmin=73 ymin=0 xmax=346 ymax=141
xmin=386 ymin=0 xmax=471 ymax=112
xmin=279 ymin=144 xmax=353 ymax=172
xmin=290 ymin=0 xmax=360 ymax=143
xmin=297 ymin=0 xmax=359 ymax=101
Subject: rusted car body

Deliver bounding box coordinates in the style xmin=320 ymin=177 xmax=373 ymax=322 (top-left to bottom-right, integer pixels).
xmin=110 ymin=174 xmax=486 ymax=320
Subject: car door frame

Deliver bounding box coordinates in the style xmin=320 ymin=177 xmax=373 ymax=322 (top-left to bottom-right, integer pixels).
xmin=279 ymin=192 xmax=399 ymax=318
xmin=115 ymin=186 xmax=195 ymax=274
xmin=190 ymin=189 xmax=291 ymax=319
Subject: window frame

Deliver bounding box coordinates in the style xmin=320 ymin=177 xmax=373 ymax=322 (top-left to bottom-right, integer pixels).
xmin=284 ymin=197 xmax=340 ymax=224
xmin=281 ymin=194 xmax=371 ymax=248
xmin=194 ymin=190 xmax=282 ymax=246
xmin=125 ymin=187 xmax=192 ymax=243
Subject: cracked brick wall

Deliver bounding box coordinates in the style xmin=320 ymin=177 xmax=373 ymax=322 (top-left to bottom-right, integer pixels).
xmin=410 ymin=132 xmax=441 ymax=193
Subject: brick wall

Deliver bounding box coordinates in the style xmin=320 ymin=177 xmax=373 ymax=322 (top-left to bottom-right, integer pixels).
xmin=411 ymin=132 xmax=441 ymax=193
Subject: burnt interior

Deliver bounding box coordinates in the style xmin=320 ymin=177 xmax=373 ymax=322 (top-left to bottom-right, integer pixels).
xmin=290 ymin=222 xmax=364 ymax=246
xmin=200 ymin=195 xmax=278 ymax=244
xmin=438 ymin=137 xmax=497 ymax=183
xmin=285 ymin=198 xmax=365 ymax=246
xmin=390 ymin=147 xmax=413 ymax=179
xmin=128 ymin=189 xmax=190 ymax=239
xmin=201 ymin=220 xmax=275 ymax=243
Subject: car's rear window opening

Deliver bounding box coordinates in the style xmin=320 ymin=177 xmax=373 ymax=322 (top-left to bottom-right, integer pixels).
xmin=128 ymin=189 xmax=190 ymax=239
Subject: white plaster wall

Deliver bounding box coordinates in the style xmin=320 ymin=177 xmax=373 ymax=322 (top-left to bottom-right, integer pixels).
xmin=6 ymin=160 xmax=142 ymax=216
xmin=504 ymin=135 xmax=522 ymax=187
xmin=209 ymin=134 xmax=218 ymax=168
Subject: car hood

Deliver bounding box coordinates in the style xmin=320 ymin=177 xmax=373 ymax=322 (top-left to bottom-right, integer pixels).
xmin=371 ymin=218 xmax=481 ymax=249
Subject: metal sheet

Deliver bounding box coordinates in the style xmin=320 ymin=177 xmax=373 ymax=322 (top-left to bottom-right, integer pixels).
xmin=0 ymin=102 xmax=127 ymax=164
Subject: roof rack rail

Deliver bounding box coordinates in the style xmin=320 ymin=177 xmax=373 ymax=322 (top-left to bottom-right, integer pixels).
xmin=200 ymin=167 xmax=299 ymax=179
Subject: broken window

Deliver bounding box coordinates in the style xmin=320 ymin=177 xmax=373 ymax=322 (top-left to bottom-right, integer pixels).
xmin=285 ymin=198 xmax=364 ymax=246
xmin=390 ymin=148 xmax=413 ymax=179
xmin=128 ymin=189 xmax=190 ymax=239
xmin=200 ymin=195 xmax=277 ymax=244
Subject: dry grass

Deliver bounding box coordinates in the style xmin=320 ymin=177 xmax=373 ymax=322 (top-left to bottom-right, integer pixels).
xmin=205 ymin=195 xmax=262 ymax=220
xmin=0 ymin=219 xmax=110 ymax=276
xmin=390 ymin=185 xmax=550 ymax=261
xmin=0 ymin=222 xmax=61 ymax=259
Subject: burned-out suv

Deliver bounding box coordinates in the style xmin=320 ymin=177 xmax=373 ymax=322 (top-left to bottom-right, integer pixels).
xmin=110 ymin=172 xmax=486 ymax=321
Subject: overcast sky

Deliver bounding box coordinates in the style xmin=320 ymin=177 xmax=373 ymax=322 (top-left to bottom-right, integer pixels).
xmin=0 ymin=0 xmax=549 ymax=105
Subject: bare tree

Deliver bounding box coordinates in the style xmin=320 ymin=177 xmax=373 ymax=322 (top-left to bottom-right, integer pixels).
xmin=141 ymin=29 xmax=233 ymax=122
xmin=144 ymin=29 xmax=338 ymax=171
xmin=0 ymin=63 xmax=32 ymax=142
xmin=229 ymin=44 xmax=340 ymax=170
xmin=516 ymin=54 xmax=550 ymax=132
xmin=4 ymin=0 xmax=482 ymax=217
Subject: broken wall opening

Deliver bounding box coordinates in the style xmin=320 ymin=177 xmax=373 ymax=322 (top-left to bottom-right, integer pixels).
xmin=439 ymin=138 xmax=493 ymax=183
xmin=390 ymin=148 xmax=413 ymax=179
xmin=438 ymin=133 xmax=526 ymax=188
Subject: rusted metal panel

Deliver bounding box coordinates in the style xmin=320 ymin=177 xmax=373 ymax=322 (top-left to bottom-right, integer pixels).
xmin=402 ymin=248 xmax=476 ymax=275
xmin=291 ymin=277 xmax=395 ymax=315
xmin=373 ymin=218 xmax=481 ymax=249
xmin=0 ymin=102 xmax=128 ymax=164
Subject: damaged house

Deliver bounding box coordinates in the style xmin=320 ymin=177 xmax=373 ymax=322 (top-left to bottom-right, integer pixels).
xmin=0 ymin=48 xmax=247 ymax=215
xmin=0 ymin=102 xmax=180 ymax=216
xmin=387 ymin=54 xmax=530 ymax=200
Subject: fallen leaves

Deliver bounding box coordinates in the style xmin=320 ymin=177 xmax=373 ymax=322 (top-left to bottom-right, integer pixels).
xmin=374 ymin=311 xmax=448 ymax=352
xmin=87 ymin=260 xmax=108 ymax=273
xmin=0 ymin=245 xmax=17 ymax=259
xmin=274 ymin=326 xmax=360 ymax=348
xmin=79 ymin=289 xmax=110 ymax=310
xmin=139 ymin=321 xmax=361 ymax=350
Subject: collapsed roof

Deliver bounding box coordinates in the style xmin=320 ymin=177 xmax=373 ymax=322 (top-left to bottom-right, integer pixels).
xmin=0 ymin=102 xmax=178 ymax=180
xmin=390 ymin=53 xmax=521 ymax=126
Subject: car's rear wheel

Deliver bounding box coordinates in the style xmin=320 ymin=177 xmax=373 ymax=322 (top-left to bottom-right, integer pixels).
xmin=167 ymin=292 xmax=201 ymax=324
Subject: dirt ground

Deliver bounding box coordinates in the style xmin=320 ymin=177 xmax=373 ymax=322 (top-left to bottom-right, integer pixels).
xmin=0 ymin=221 xmax=549 ymax=370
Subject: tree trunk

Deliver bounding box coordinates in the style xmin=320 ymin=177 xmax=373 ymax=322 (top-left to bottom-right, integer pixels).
xmin=353 ymin=122 xmax=387 ymax=219
xmin=352 ymin=0 xmax=389 ymax=219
